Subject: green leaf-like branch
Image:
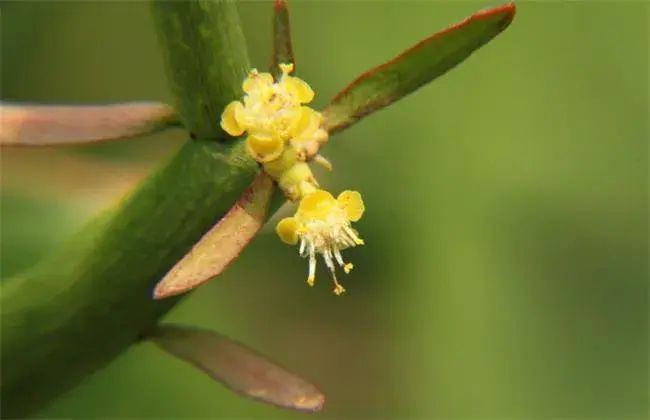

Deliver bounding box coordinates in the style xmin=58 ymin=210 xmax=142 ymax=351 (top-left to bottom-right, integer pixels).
xmin=322 ymin=3 xmax=516 ymax=134
xmin=150 ymin=324 xmax=325 ymax=412
xmin=0 ymin=102 xmax=181 ymax=147
xmin=153 ymin=171 xmax=274 ymax=299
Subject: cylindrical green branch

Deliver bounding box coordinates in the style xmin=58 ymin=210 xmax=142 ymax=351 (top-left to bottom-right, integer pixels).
xmin=151 ymin=0 xmax=250 ymax=139
xmin=0 ymin=1 xmax=262 ymax=417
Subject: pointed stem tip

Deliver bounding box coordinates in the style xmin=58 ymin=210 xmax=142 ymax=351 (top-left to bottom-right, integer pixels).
xmin=271 ymin=0 xmax=295 ymax=76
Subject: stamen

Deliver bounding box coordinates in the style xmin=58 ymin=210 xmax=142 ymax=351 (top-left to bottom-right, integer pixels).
xmin=338 ymin=235 xmax=354 ymax=248
xmin=307 ymin=254 xmax=316 ymax=286
xmin=344 ymin=226 xmax=364 ymax=245
xmin=334 ymin=249 xmax=354 ymax=274
xmin=344 ymin=263 xmax=354 ymax=274
xmin=323 ymin=249 xmax=335 ymax=271
xmin=310 ymin=242 xmax=316 ymax=261
xmin=330 ymin=269 xmax=346 ymax=296
xmin=333 ymin=248 xmax=345 ymax=266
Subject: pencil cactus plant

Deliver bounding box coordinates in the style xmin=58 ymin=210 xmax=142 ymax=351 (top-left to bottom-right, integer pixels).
xmin=0 ymin=0 xmax=515 ymax=417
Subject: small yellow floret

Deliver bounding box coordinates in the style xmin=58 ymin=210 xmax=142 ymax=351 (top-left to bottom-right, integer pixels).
xmin=246 ymin=135 xmax=285 ymax=163
xmin=275 ymin=188 xmax=366 ymax=295
xmin=219 ymin=63 xmax=321 ymax=152
xmin=283 ymin=77 xmax=315 ymax=104
xmin=242 ymin=70 xmax=274 ymax=94
xmin=278 ymin=63 xmax=314 ymax=104
xmin=220 ymin=101 xmax=245 ymax=136
xmin=292 ymin=107 xmax=320 ymax=136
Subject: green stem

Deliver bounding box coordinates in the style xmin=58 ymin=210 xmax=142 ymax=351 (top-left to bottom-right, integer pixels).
xmin=151 ymin=0 xmax=250 ymax=139
xmin=0 ymin=1 xmax=262 ymax=417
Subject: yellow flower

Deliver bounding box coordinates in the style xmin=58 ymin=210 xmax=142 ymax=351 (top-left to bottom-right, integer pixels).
xmin=220 ymin=63 xmax=316 ymax=145
xmin=275 ymin=189 xmax=365 ymax=295
xmin=244 ymin=105 xmax=327 ymax=164
xmin=245 ymin=134 xmax=285 ymax=163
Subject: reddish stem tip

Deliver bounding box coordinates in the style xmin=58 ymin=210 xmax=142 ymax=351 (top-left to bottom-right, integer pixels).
xmin=477 ymin=3 xmax=516 ymax=23
xmin=274 ymin=0 xmax=286 ymax=11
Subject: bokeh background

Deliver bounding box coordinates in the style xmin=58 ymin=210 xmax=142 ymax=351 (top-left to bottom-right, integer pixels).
xmin=1 ymin=1 xmax=648 ymax=418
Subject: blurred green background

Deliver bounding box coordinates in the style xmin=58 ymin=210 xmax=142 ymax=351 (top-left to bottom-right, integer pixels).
xmin=1 ymin=1 xmax=648 ymax=418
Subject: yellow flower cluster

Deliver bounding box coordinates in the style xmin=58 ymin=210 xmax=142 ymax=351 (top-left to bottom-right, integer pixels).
xmin=221 ymin=63 xmax=365 ymax=295
xmin=221 ymin=63 xmax=328 ymax=200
